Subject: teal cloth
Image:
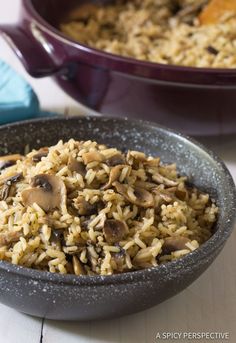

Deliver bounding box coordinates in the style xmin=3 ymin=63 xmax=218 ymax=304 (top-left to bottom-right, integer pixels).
xmin=0 ymin=60 xmax=56 ymax=124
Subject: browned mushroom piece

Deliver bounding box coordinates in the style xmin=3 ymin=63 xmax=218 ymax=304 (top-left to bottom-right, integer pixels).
xmin=102 ymin=165 xmax=131 ymax=190
xmin=175 ymin=188 xmax=188 ymax=201
xmin=32 ymin=148 xmax=49 ymax=163
xmin=21 ymin=174 xmax=67 ymax=212
xmin=111 ymin=248 xmax=126 ymax=272
xmin=68 ymin=156 xmax=86 ymax=176
xmin=153 ymin=187 xmax=177 ymax=211
xmin=0 ymin=184 xmax=11 ymax=201
xmin=0 ymin=231 xmax=22 ymax=247
xmin=103 ymin=219 xmax=128 ymax=244
xmin=133 ymin=187 xmax=155 ymax=207
xmin=113 ymin=182 xmax=154 ymax=208
xmin=134 ymin=180 xmax=159 ymax=191
xmin=0 ymin=172 xmax=23 ymax=201
xmin=0 ymin=154 xmax=22 ymax=171
xmin=74 ymin=196 xmax=103 ymax=216
xmin=72 ymin=255 xmax=86 ymax=275
xmin=105 ymin=153 xmax=126 ymax=167
xmin=50 ymin=229 xmax=65 ymax=247
xmin=5 ymin=173 xmax=23 ymax=184
xmin=162 ymin=237 xmax=191 ymax=255
xmin=82 ymin=151 xmax=104 ymax=164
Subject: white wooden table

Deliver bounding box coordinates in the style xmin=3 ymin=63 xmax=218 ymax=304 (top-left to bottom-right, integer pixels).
xmin=0 ymin=2 xmax=236 ymax=343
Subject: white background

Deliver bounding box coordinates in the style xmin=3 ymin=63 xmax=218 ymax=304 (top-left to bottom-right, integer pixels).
xmin=0 ymin=1 xmax=236 ymax=342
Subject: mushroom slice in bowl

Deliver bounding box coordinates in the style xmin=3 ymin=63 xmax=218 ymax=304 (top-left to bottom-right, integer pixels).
xmin=162 ymin=237 xmax=191 ymax=255
xmin=102 ymin=165 xmax=131 ymax=190
xmin=105 ymin=153 xmax=126 ymax=167
xmin=0 ymin=154 xmax=22 ymax=171
xmin=113 ymin=181 xmax=154 ymax=208
xmin=103 ymin=219 xmax=129 ymax=244
xmin=21 ymin=174 xmax=67 ymax=212
xmin=32 ymin=148 xmax=49 ymax=162
xmin=68 ymin=156 xmax=86 ymax=176
xmin=0 ymin=172 xmax=23 ymax=201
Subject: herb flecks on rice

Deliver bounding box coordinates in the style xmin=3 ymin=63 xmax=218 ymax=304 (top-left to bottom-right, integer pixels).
xmin=0 ymin=139 xmax=218 ymax=275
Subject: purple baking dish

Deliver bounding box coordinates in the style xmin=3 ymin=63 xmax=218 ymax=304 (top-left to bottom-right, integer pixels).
xmin=1 ymin=0 xmax=236 ymax=135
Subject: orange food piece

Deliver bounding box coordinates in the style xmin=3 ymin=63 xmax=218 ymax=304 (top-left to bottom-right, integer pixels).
xmin=199 ymin=0 xmax=236 ymax=25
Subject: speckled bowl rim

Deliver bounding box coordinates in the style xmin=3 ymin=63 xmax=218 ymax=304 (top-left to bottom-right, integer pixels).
xmin=0 ymin=116 xmax=235 ymax=286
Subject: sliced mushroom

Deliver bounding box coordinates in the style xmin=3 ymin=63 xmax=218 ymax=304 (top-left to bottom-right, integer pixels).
xmin=103 ymin=219 xmax=128 ymax=244
xmin=74 ymin=196 xmax=103 ymax=216
xmin=0 ymin=173 xmax=23 ymax=201
xmin=72 ymin=255 xmax=86 ymax=275
xmin=68 ymin=156 xmax=86 ymax=176
xmin=134 ymin=180 xmax=159 ymax=190
xmin=102 ymin=165 xmax=131 ymax=190
xmin=133 ymin=187 xmax=155 ymax=207
xmin=111 ymin=248 xmax=126 ymax=272
xmin=32 ymin=148 xmax=49 ymax=162
xmin=113 ymin=182 xmax=154 ymax=208
xmin=0 ymin=231 xmax=22 ymax=247
xmin=105 ymin=153 xmax=126 ymax=167
xmin=0 ymin=184 xmax=11 ymax=201
xmin=5 ymin=173 xmax=23 ymax=184
xmin=175 ymin=188 xmax=188 ymax=201
xmin=82 ymin=151 xmax=104 ymax=164
xmin=21 ymin=174 xmax=67 ymax=212
xmin=162 ymin=237 xmax=191 ymax=255
xmin=0 ymin=154 xmax=22 ymax=171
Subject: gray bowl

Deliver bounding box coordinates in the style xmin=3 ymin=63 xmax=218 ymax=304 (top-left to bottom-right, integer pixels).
xmin=0 ymin=116 xmax=235 ymax=321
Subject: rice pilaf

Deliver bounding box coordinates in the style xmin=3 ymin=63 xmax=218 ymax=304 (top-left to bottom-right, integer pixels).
xmin=60 ymin=0 xmax=236 ymax=68
xmin=0 ymin=139 xmax=218 ymax=276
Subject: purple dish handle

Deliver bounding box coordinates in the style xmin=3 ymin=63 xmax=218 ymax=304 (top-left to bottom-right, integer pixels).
xmin=0 ymin=25 xmax=59 ymax=77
